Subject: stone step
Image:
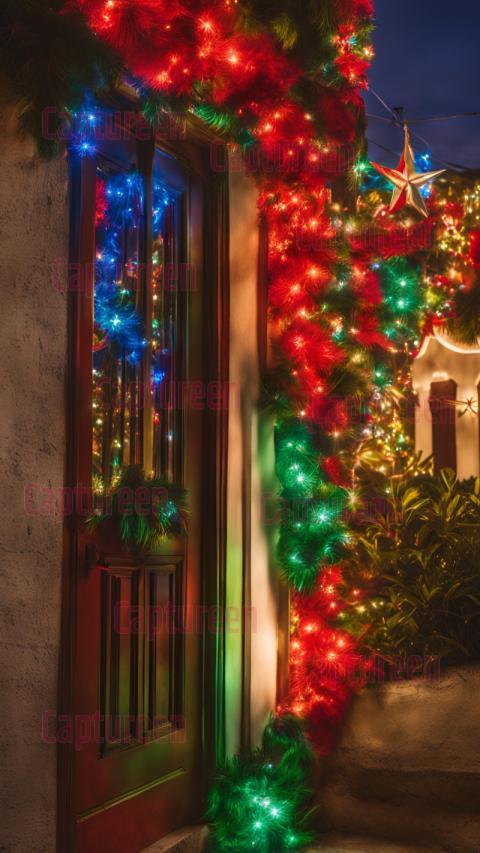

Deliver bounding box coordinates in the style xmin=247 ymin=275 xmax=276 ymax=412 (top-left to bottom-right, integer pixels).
xmin=319 ymin=666 xmax=480 ymax=852
xmin=141 ymin=826 xmax=444 ymax=853
xmin=141 ymin=825 xmax=448 ymax=853
xmin=140 ymin=825 xmax=208 ymax=853
xmin=310 ymin=835 xmax=442 ymax=852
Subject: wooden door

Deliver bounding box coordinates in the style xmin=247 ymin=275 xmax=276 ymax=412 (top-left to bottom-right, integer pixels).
xmin=59 ymin=114 xmax=229 ymax=853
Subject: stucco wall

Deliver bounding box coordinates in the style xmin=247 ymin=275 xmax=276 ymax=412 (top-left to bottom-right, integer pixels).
xmin=321 ymin=666 xmax=480 ymax=852
xmin=225 ymin=161 xmax=279 ymax=754
xmin=0 ymin=113 xmax=69 ymax=852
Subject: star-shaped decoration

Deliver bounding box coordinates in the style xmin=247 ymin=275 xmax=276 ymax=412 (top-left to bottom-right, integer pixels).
xmin=371 ymin=125 xmax=445 ymax=217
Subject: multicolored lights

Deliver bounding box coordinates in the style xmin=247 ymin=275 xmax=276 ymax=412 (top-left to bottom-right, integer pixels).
xmin=65 ymin=1 xmax=444 ymax=849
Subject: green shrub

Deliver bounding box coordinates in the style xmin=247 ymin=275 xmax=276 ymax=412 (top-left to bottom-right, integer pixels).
xmin=345 ymin=469 xmax=480 ymax=665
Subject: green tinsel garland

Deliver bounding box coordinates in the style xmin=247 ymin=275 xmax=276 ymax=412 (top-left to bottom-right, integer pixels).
xmin=379 ymin=256 xmax=425 ymax=348
xmin=207 ymin=716 xmax=315 ymax=852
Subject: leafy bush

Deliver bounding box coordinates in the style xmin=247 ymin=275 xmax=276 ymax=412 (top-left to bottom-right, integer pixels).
xmin=345 ymin=469 xmax=480 ymax=665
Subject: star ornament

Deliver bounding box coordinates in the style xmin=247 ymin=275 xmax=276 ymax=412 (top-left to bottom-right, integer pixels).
xmin=371 ymin=125 xmax=445 ymax=218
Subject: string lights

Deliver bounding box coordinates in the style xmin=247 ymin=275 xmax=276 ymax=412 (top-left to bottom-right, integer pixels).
xmin=5 ymin=2 xmax=479 ymax=848
xmin=65 ymin=1 xmax=405 ymax=847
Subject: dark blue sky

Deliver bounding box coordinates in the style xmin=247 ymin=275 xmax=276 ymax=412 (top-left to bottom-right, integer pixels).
xmin=364 ymin=0 xmax=480 ymax=170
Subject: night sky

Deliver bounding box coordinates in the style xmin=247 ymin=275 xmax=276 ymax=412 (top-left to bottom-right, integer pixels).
xmin=364 ymin=0 xmax=480 ymax=170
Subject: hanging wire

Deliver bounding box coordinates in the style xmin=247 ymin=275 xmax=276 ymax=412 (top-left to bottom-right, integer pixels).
xmin=367 ymin=105 xmax=480 ymax=125
xmin=367 ymin=134 xmax=466 ymax=173
xmin=368 ymin=87 xmax=399 ymax=121
xmin=367 ymin=110 xmax=437 ymax=156
xmin=409 ymin=112 xmax=480 ymax=123
xmin=408 ymin=126 xmax=434 ymax=153
xmin=365 ymin=136 xmax=401 ymax=159
xmin=366 ymin=113 xmax=400 ymax=123
xmin=365 ymin=87 xmax=473 ymax=172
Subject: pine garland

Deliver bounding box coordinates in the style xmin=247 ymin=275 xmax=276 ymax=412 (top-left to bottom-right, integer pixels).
xmin=87 ymin=465 xmax=187 ymax=549
xmin=193 ymin=103 xmax=256 ymax=148
xmin=207 ymin=716 xmax=315 ymax=852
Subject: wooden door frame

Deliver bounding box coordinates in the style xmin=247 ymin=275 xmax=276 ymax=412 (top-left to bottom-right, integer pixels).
xmin=57 ymin=110 xmax=230 ymax=851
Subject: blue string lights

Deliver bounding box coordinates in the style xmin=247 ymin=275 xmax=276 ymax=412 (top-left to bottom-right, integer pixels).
xmin=94 ymin=170 xmax=146 ymax=356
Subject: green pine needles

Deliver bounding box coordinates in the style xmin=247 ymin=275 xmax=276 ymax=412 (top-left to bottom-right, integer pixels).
xmin=276 ymin=420 xmax=325 ymax=498
xmin=278 ymin=491 xmax=349 ymax=593
xmin=207 ymin=716 xmax=315 ymax=852
xmin=275 ymin=420 xmax=349 ymax=592
xmin=87 ymin=465 xmax=187 ymax=549
xmin=192 ymin=103 xmax=256 ymax=148
xmin=379 ymin=256 xmax=426 ymax=347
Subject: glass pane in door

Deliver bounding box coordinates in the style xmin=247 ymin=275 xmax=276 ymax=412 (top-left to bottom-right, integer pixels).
xmin=149 ymin=156 xmax=187 ymax=483
xmin=92 ymin=169 xmax=144 ymax=487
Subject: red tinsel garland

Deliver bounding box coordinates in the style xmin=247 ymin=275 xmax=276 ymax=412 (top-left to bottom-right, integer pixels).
xmin=74 ymin=0 xmax=376 ymax=752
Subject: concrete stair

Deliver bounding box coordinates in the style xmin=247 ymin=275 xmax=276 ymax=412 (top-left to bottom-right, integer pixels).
xmin=141 ymin=828 xmax=442 ymax=852
xmin=142 ymin=828 xmax=443 ymax=852
xmin=141 ymin=666 xmax=480 ymax=853
xmin=310 ymin=835 xmax=443 ymax=852
xmin=319 ymin=666 xmax=480 ymax=853
xmin=141 ymin=825 xmax=208 ymax=853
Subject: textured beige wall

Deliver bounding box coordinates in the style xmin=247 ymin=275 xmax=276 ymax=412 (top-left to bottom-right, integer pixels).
xmin=225 ymin=160 xmax=279 ymax=755
xmin=0 ymin=120 xmax=69 ymax=852
xmin=321 ymin=666 xmax=480 ymax=852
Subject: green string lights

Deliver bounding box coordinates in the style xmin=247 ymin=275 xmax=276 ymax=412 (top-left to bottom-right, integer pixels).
xmin=379 ymin=256 xmax=425 ymax=351
xmin=275 ymin=420 xmax=349 ymax=593
xmin=207 ymin=716 xmax=315 ymax=853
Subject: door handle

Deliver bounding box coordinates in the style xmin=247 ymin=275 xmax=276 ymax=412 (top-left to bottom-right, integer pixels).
xmin=85 ymin=543 xmax=109 ymax=574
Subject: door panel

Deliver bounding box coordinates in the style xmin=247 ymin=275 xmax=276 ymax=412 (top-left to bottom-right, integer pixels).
xmin=100 ymin=564 xmax=140 ymax=753
xmin=75 ymin=551 xmax=199 ymax=850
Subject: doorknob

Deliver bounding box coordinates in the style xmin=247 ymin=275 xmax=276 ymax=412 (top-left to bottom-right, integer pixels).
xmin=85 ymin=543 xmax=109 ymax=574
